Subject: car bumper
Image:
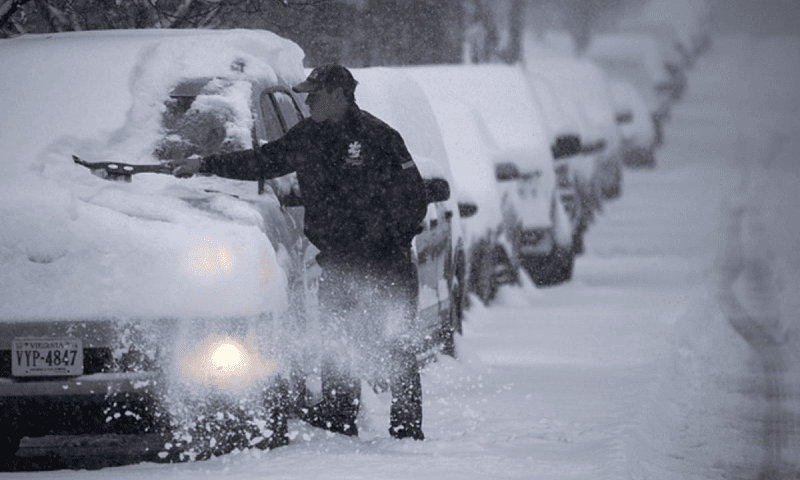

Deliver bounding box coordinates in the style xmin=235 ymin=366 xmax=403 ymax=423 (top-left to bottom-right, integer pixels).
xmin=0 ymin=371 xmax=161 ymax=397
xmin=0 ymin=372 xmax=167 ymax=437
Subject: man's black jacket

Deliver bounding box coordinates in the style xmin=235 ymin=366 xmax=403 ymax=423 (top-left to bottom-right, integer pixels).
xmin=200 ymin=105 xmax=429 ymax=261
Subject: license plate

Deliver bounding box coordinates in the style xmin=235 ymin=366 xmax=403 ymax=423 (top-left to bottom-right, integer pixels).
xmin=11 ymin=337 xmax=84 ymax=377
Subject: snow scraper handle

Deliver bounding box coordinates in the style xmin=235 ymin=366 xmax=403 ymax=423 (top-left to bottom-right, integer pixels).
xmin=72 ymin=155 xmax=173 ymax=182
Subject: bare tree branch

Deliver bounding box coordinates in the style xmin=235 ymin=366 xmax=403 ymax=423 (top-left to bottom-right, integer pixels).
xmin=0 ymin=0 xmax=32 ymax=30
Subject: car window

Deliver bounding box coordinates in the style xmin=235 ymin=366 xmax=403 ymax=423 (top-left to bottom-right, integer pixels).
xmin=260 ymin=90 xmax=304 ymax=140
xmin=155 ymin=95 xmax=233 ymax=160
xmin=155 ymin=80 xmax=255 ymax=160
xmin=260 ymin=93 xmax=286 ymax=142
xmin=258 ymin=90 xmax=306 ymax=197
xmin=273 ymin=91 xmax=304 ymax=130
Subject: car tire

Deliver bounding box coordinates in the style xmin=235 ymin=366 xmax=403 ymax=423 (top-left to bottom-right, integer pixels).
xmin=601 ymin=159 xmax=623 ymax=200
xmin=443 ymin=250 xmax=467 ymax=358
xmin=469 ymin=240 xmax=494 ymax=305
xmin=469 ymin=240 xmax=516 ymax=305
xmin=550 ymin=247 xmax=575 ymax=284
xmin=523 ymin=247 xmax=575 ymax=287
xmin=623 ymin=147 xmax=656 ymax=169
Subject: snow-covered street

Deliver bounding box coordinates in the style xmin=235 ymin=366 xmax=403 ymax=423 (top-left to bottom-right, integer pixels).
xmin=2 ymin=31 xmax=797 ymax=479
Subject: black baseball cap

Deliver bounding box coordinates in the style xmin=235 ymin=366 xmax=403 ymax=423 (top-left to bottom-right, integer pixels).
xmin=293 ymin=64 xmax=358 ymax=94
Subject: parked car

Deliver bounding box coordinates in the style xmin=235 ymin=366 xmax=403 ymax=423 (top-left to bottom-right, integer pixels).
xmin=0 ymin=29 xmax=461 ymax=463
xmin=525 ymin=71 xmax=594 ymax=257
xmin=583 ymin=32 xmax=683 ymax=145
xmin=611 ymin=0 xmax=712 ymax=69
xmin=400 ymin=64 xmax=575 ymax=294
xmin=412 ymin=95 xmax=512 ymax=304
xmin=0 ymin=28 xmax=310 ymax=462
xmin=526 ymin=58 xmax=624 ymax=202
xmin=607 ymin=78 xmax=659 ymax=168
xmin=349 ymin=67 xmax=475 ymax=352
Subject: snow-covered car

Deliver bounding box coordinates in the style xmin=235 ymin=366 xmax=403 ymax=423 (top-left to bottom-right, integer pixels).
xmin=608 ymin=78 xmax=659 ymax=168
xmin=611 ymin=0 xmax=712 ymax=69
xmin=0 ymin=29 xmax=460 ymax=463
xmin=399 ymin=64 xmax=575 ymax=295
xmin=584 ymin=32 xmax=684 ymax=145
xmin=349 ymin=67 xmax=475 ymax=354
xmin=525 ymin=71 xmax=594 ymax=258
xmin=412 ymin=95 xmax=510 ymax=304
xmin=526 ymin=58 xmax=624 ymax=202
xmin=0 ymin=29 xmax=312 ymax=462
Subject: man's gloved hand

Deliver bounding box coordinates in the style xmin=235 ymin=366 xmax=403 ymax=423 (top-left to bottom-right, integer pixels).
xmin=167 ymin=156 xmax=202 ymax=178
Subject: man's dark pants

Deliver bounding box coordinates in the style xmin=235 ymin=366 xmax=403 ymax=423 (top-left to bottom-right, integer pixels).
xmin=309 ymin=251 xmax=423 ymax=439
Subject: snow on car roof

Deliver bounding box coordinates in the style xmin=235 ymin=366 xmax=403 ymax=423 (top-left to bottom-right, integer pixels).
xmin=613 ymin=0 xmax=710 ymax=51
xmin=424 ymin=97 xmax=502 ymax=242
xmin=350 ymin=67 xmax=452 ymax=182
xmin=0 ymin=29 xmax=305 ymax=170
xmin=0 ymin=29 xmax=306 ymax=321
xmin=584 ymin=33 xmax=672 ymax=86
xmin=348 ymin=66 xmax=464 ymax=253
xmin=400 ymin=63 xmax=553 ymax=172
xmin=526 ymin=57 xmax=619 ymax=146
xmin=526 ymin=73 xmax=582 ymax=143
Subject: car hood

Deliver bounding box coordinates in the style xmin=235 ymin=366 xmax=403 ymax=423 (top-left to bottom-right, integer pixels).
xmin=0 ymin=29 xmax=309 ymax=325
xmin=0 ymin=169 xmax=289 ymax=323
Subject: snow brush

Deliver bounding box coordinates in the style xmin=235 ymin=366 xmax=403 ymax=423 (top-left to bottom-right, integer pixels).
xmin=72 ymin=155 xmax=173 ymax=182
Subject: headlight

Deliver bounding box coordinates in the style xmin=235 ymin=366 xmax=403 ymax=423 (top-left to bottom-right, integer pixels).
xmin=210 ymin=342 xmax=245 ymax=372
xmin=177 ymin=333 xmax=280 ymax=392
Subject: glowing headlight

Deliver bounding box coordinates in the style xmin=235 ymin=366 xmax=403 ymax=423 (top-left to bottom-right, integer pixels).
xmin=211 ymin=343 xmax=245 ymax=372
xmin=186 ymin=239 xmax=235 ymax=280
xmin=177 ymin=333 xmax=280 ymax=392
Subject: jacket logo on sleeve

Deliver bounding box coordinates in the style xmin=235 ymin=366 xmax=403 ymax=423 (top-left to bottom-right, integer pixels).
xmin=345 ymin=141 xmax=363 ymax=166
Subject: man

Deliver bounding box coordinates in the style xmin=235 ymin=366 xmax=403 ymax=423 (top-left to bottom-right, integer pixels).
xmin=171 ymin=64 xmax=428 ymax=441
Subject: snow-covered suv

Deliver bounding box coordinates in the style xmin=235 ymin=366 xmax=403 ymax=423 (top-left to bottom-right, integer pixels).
xmin=0 ymin=29 xmax=460 ymax=463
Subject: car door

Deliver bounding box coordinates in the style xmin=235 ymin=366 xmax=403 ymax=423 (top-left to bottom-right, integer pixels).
xmin=413 ymin=199 xmax=453 ymax=355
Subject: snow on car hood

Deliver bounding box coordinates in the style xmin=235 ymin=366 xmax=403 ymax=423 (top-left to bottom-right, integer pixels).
xmin=0 ymin=172 xmax=288 ymax=321
xmin=0 ymin=29 xmax=307 ymax=322
xmin=400 ymin=64 xmax=552 ymax=163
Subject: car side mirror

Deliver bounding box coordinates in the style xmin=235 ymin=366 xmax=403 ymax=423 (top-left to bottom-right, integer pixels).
xmin=615 ymin=111 xmax=633 ymax=125
xmin=581 ymin=139 xmax=607 ymax=155
xmin=425 ymin=178 xmax=450 ymax=204
xmin=495 ymin=162 xmax=520 ymax=182
xmin=552 ymin=135 xmax=581 ymax=159
xmin=458 ymin=202 xmax=478 ymax=218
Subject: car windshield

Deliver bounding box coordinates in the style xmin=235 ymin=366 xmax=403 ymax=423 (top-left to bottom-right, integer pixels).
xmin=155 ymin=79 xmax=261 ymax=160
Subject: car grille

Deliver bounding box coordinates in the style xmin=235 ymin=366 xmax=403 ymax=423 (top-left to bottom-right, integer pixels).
xmin=0 ymin=348 xmax=114 ymax=378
